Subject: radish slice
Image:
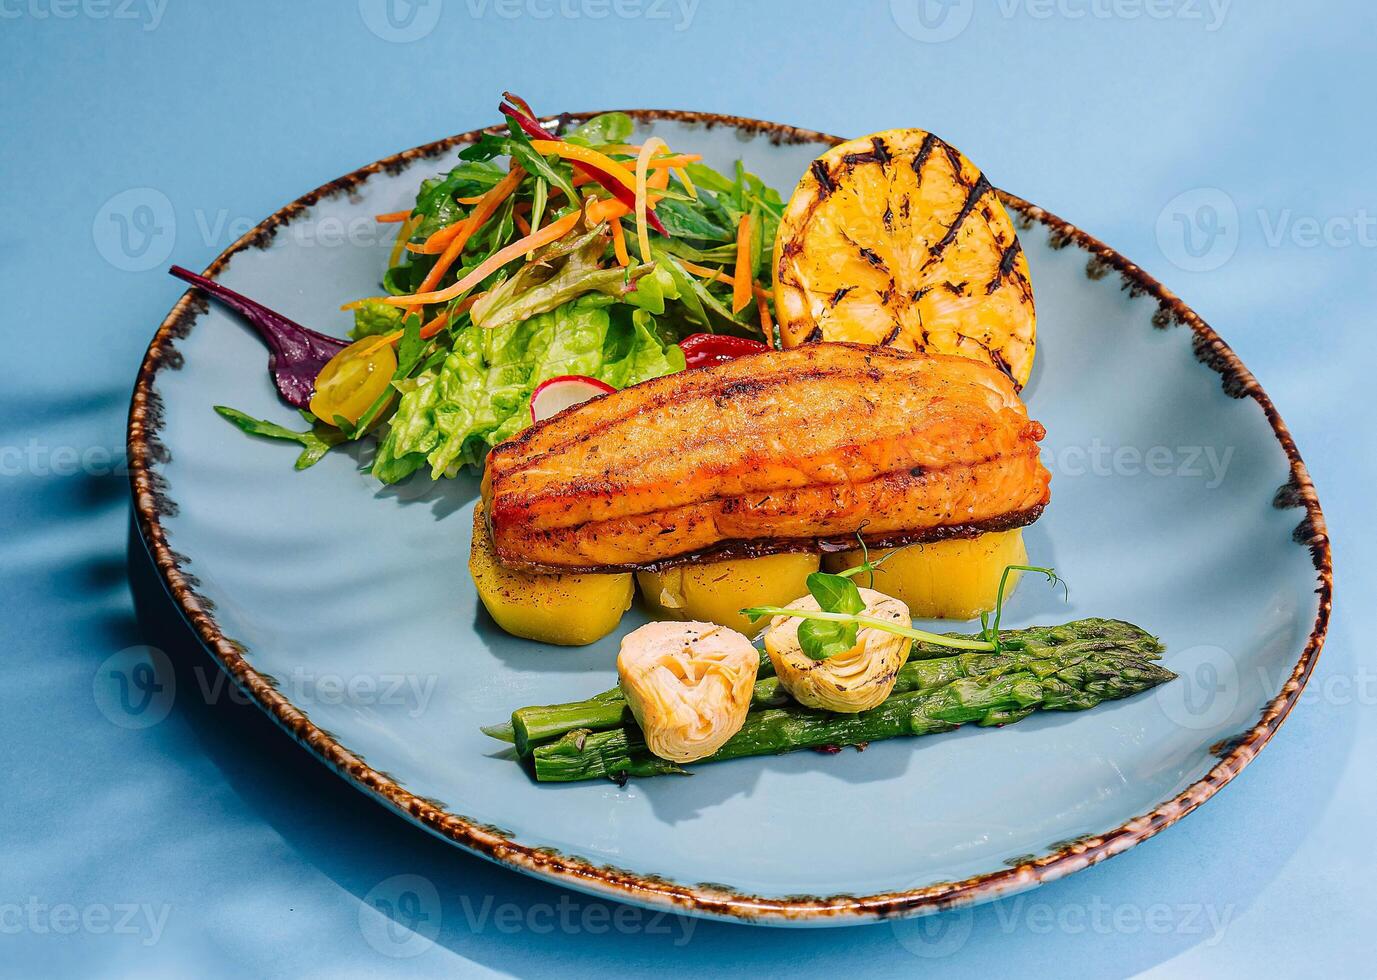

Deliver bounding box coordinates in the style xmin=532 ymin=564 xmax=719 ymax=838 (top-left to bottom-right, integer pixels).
xmin=530 ymin=375 xmax=615 ymax=423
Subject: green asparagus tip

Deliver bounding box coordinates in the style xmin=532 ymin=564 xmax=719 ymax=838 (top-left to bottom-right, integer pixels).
xmin=480 ymin=722 xmax=517 ymax=743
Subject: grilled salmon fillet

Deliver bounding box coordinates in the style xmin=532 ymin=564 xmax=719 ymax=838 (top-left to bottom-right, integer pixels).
xmin=482 ymin=342 xmax=1050 ymax=573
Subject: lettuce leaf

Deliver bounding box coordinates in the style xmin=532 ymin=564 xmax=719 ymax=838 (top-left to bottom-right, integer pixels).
xmin=349 ymin=298 xmax=406 ymax=339
xmin=371 ymin=294 xmax=683 ymax=482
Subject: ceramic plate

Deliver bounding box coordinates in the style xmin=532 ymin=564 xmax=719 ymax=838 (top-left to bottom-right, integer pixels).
xmin=128 ymin=111 xmax=1331 ymax=925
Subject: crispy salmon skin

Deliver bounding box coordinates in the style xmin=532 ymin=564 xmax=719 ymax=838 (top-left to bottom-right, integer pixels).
xmin=482 ymin=343 xmax=1050 ymax=573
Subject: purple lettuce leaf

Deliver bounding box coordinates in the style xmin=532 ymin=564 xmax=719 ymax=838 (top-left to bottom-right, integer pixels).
xmin=169 ymin=265 xmax=347 ymax=409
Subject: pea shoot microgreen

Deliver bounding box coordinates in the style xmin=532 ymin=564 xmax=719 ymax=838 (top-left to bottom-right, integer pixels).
xmin=742 ymin=544 xmax=1067 ymax=659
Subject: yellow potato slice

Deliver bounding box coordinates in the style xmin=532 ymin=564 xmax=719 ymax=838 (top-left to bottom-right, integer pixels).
xmin=774 ymin=129 xmax=1036 ymax=388
xmin=469 ymin=501 xmax=633 ymax=646
xmin=637 ymin=553 xmax=820 ymax=635
xmin=823 ymin=530 xmax=1027 ymax=621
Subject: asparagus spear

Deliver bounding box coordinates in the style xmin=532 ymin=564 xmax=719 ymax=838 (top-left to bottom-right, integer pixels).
xmin=529 ymin=649 xmax=1175 ymax=783
xmin=485 ymin=619 xmax=1162 ymax=753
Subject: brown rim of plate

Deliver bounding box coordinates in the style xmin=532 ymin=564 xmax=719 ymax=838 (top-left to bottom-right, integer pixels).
xmin=126 ymin=109 xmax=1333 ymax=924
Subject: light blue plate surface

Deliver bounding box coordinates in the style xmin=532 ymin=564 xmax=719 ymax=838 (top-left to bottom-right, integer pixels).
xmin=129 ymin=113 xmax=1329 ymax=925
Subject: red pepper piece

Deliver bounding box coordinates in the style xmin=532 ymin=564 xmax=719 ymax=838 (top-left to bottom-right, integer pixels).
xmin=678 ymin=333 xmax=769 ymax=370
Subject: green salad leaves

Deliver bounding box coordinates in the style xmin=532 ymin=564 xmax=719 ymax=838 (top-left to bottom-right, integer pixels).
xmin=373 ymin=294 xmax=684 ymax=482
xmin=215 ymin=105 xmax=785 ymax=482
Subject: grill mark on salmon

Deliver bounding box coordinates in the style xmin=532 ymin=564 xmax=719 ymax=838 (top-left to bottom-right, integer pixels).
xmin=484 ymin=343 xmax=1050 ymax=572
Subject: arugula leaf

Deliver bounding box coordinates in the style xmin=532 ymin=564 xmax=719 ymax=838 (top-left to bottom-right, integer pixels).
xmin=457 ymin=132 xmax=509 ymax=162
xmin=654 ymin=198 xmax=732 ymax=241
xmin=563 ymin=112 xmax=634 ymax=146
xmin=682 ymin=162 xmax=737 ymax=195
xmin=502 ymin=128 xmax=579 ymax=206
xmin=214 ymin=406 xmax=345 ymax=470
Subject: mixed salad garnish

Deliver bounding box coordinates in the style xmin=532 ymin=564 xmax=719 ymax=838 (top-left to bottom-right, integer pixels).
xmin=201 ymin=93 xmax=784 ymax=483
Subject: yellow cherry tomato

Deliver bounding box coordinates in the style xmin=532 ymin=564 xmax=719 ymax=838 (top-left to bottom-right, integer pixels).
xmin=309 ymin=338 xmax=398 ymax=427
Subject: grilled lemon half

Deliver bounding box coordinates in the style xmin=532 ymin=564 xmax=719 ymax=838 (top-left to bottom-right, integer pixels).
xmin=773 ymin=129 xmax=1036 ymax=389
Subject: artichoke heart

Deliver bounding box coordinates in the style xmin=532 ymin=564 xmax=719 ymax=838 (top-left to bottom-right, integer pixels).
xmin=617 ymin=621 xmax=759 ymax=763
xmin=764 ymin=588 xmax=912 ymax=713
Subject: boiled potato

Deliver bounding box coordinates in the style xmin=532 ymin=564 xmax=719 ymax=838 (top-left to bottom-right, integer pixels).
xmin=823 ymin=530 xmax=1027 ymax=621
xmin=469 ymin=501 xmax=633 ymax=646
xmin=637 ymin=553 xmax=821 ymax=635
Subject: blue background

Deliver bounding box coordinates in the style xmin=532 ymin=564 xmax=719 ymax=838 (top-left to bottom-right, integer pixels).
xmin=2 ymin=0 xmax=1370 ymax=975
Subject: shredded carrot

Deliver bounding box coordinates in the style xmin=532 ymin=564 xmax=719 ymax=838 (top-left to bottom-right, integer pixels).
xmin=455 ymin=193 xmax=487 ymax=205
xmin=583 ymin=168 xmax=668 ymax=228
xmin=646 ymin=153 xmax=702 ymax=169
xmin=634 ymin=138 xmax=668 ymax=265
xmin=756 ymin=290 xmax=774 ymax=345
xmin=585 ymin=197 xmax=630 ymax=225
xmin=673 ymin=166 xmax=697 ymax=199
xmin=571 ymin=171 xmax=596 ymax=188
xmin=401 ymin=168 xmax=526 ymax=318
xmin=609 ymin=217 xmax=630 ymax=267
xmin=732 ymin=214 xmax=753 ymax=314
xmin=388 ymin=214 xmax=418 ymax=270
xmin=374 ymin=210 xmax=411 ymax=223
xmin=385 ymin=210 xmax=582 ymax=309
xmin=413 ymin=167 xmax=524 ymax=256
xmin=513 ymin=211 xmax=531 ymax=236
xmin=602 ymin=145 xmax=702 ymax=170
xmin=529 ymin=140 xmax=640 ymax=193
xmin=678 ymin=259 xmax=771 ymax=299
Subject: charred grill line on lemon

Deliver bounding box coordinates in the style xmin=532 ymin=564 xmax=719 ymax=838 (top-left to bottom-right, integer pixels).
xmin=482 ymin=343 xmax=1051 ymax=573
xmin=774 ymin=129 xmax=1036 ymax=389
